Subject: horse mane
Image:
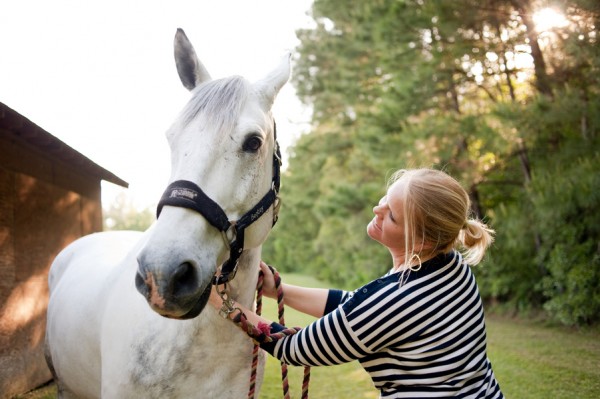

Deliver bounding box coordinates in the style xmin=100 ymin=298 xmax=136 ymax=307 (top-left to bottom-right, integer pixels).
xmin=180 ymin=75 xmax=250 ymax=135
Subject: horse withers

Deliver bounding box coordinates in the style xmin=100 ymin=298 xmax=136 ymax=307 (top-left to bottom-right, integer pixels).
xmin=45 ymin=28 xmax=290 ymax=398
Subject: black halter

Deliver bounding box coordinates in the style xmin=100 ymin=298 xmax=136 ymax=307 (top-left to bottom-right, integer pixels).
xmin=156 ymin=123 xmax=282 ymax=285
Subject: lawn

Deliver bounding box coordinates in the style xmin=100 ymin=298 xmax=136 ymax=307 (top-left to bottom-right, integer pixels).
xmin=17 ymin=273 xmax=600 ymax=398
xmin=485 ymin=314 xmax=600 ymax=399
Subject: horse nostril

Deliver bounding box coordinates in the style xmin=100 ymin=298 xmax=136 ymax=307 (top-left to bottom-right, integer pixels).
xmin=135 ymin=268 xmax=149 ymax=296
xmin=170 ymin=262 xmax=198 ymax=297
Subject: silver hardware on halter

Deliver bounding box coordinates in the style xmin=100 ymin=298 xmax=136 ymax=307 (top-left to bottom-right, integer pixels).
xmin=226 ymin=221 xmax=237 ymax=242
xmin=220 ymin=222 xmax=237 ymax=250
xmin=217 ymin=285 xmax=238 ymax=319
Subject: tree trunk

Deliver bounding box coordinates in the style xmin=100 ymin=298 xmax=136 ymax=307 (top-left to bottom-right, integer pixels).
xmin=496 ymin=31 xmax=516 ymax=101
xmin=517 ymin=139 xmax=532 ymax=185
xmin=511 ymin=0 xmax=553 ymax=97
xmin=469 ymin=184 xmax=483 ymax=220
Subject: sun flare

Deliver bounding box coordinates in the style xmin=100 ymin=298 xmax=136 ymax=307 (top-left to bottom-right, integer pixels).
xmin=533 ymin=7 xmax=569 ymax=32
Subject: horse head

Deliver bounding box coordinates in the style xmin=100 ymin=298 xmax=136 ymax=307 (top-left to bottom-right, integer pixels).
xmin=135 ymin=28 xmax=290 ymax=319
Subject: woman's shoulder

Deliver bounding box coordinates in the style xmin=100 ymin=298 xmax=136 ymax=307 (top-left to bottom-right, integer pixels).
xmin=340 ymin=273 xmax=405 ymax=313
xmin=341 ymin=252 xmax=464 ymax=311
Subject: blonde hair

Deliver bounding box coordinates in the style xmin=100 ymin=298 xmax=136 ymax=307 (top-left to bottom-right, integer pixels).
xmin=388 ymin=168 xmax=495 ymax=267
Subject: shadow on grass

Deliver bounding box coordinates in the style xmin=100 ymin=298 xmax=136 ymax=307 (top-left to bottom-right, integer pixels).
xmin=12 ymin=380 xmax=56 ymax=399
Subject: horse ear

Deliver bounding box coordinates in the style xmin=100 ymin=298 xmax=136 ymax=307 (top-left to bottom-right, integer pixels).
xmin=174 ymin=28 xmax=212 ymax=91
xmin=254 ymin=52 xmax=292 ymax=109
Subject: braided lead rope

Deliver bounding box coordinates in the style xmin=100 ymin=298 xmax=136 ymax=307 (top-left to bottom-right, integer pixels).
xmin=233 ymin=266 xmax=311 ymax=399
xmin=248 ymin=338 xmax=259 ymax=399
xmin=258 ymin=267 xmax=311 ymax=399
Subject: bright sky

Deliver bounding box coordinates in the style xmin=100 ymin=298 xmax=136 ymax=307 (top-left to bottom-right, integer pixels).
xmin=1 ymin=0 xmax=314 ymax=208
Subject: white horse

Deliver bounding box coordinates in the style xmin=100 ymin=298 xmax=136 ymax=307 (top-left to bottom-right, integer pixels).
xmin=45 ymin=28 xmax=290 ymax=398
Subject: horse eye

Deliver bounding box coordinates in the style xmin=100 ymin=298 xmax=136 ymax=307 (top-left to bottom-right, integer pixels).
xmin=242 ymin=135 xmax=263 ymax=153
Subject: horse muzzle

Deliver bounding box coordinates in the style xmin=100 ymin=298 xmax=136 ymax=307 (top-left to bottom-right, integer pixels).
xmin=135 ymin=258 xmax=211 ymax=319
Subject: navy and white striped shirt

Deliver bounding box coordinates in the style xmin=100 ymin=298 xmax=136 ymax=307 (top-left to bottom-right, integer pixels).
xmin=261 ymin=251 xmax=503 ymax=398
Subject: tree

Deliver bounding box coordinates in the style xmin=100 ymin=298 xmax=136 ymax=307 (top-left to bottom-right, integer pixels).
xmin=103 ymin=192 xmax=154 ymax=232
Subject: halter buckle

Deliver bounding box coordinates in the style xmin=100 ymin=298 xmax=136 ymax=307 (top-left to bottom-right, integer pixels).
xmin=220 ymin=223 xmax=237 ymax=251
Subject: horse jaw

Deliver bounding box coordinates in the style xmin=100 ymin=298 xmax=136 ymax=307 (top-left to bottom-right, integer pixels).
xmin=174 ymin=28 xmax=212 ymax=90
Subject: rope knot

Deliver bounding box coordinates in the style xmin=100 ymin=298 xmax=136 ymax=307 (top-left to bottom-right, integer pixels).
xmin=257 ymin=321 xmax=272 ymax=337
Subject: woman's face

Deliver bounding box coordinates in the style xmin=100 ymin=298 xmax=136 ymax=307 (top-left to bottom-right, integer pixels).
xmin=367 ymin=180 xmax=406 ymax=251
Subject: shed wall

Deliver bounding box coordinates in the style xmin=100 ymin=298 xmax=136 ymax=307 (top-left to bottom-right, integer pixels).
xmin=0 ymin=155 xmax=102 ymax=398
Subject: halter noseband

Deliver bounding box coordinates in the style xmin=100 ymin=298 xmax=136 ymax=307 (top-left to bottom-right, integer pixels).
xmin=156 ymin=122 xmax=282 ymax=285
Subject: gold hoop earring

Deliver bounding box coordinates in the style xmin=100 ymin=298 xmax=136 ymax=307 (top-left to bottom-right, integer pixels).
xmin=409 ymin=254 xmax=422 ymax=272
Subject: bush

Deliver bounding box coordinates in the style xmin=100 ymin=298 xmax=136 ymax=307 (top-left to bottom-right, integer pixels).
xmin=531 ymin=154 xmax=600 ymax=325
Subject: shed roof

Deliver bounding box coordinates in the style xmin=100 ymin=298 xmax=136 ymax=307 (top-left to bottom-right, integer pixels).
xmin=0 ymin=102 xmax=128 ymax=188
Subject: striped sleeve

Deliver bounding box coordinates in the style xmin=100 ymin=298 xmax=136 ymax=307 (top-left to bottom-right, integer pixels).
xmin=260 ymin=298 xmax=372 ymax=366
xmin=323 ymin=289 xmax=351 ymax=314
xmin=260 ymin=277 xmax=404 ymax=366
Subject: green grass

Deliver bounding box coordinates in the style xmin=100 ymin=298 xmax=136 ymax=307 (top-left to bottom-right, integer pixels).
xmin=485 ymin=315 xmax=600 ymax=399
xmin=19 ymin=273 xmax=600 ymax=398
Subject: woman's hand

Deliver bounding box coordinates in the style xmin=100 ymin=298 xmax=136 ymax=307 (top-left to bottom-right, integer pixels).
xmin=210 ymin=271 xmax=275 ymax=327
xmin=208 ymin=284 xmax=224 ymax=309
xmin=260 ymin=261 xmax=278 ymax=299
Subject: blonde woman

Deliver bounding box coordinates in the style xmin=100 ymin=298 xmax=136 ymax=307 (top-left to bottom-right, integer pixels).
xmin=211 ymin=168 xmax=503 ymax=398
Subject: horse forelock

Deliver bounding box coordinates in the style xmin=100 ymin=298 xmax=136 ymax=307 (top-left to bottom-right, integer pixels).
xmin=181 ymin=76 xmax=250 ymax=137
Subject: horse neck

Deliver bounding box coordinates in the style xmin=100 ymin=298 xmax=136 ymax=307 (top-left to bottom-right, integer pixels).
xmin=226 ymin=246 xmax=262 ymax=307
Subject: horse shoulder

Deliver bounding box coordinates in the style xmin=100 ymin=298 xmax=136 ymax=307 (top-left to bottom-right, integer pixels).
xmin=46 ymin=230 xmax=147 ymax=398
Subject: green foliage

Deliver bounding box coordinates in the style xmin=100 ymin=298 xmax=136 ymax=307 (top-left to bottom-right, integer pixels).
xmin=103 ymin=192 xmax=154 ymax=232
xmin=480 ymin=90 xmax=600 ymax=323
xmin=532 ymin=154 xmax=600 ymax=325
xmin=477 ymin=198 xmax=545 ymax=310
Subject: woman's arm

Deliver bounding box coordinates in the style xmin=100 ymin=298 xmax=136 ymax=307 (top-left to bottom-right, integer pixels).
xmin=275 ymin=284 xmax=330 ymax=318
xmin=259 ymin=261 xmax=331 ymax=318
xmin=209 ymin=284 xmax=369 ymax=367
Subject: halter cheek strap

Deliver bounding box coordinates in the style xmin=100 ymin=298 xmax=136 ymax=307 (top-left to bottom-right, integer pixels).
xmin=155 ymin=122 xmax=282 ymax=285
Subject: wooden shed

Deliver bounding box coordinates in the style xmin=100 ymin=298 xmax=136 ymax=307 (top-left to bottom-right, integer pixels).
xmin=0 ymin=102 xmax=128 ymax=398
